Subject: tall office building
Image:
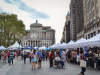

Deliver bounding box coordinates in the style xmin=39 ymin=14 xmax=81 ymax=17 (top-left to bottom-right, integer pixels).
xmin=65 ymin=11 xmax=70 ymax=43
xmin=83 ymin=0 xmax=100 ymax=39
xmin=76 ymin=0 xmax=84 ymax=40
xmin=60 ymin=12 xmax=70 ymax=43
xmin=66 ymin=18 xmax=70 ymax=43
xmin=21 ymin=20 xmax=55 ymax=47
xmin=70 ymin=0 xmax=77 ymax=42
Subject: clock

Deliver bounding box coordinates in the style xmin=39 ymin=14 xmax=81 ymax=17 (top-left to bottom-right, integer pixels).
xmin=31 ymin=28 xmax=37 ymax=38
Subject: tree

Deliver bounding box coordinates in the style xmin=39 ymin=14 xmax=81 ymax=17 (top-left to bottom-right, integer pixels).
xmin=0 ymin=12 xmax=26 ymax=47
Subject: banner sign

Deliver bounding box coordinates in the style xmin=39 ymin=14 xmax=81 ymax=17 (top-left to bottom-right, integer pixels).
xmin=84 ymin=46 xmax=89 ymax=53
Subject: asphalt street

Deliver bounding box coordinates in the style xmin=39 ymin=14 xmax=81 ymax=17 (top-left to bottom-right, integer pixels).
xmin=0 ymin=57 xmax=100 ymax=75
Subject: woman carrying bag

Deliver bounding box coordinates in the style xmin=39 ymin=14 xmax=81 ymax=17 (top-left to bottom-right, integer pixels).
xmin=78 ymin=51 xmax=86 ymax=75
xmin=30 ymin=50 xmax=37 ymax=70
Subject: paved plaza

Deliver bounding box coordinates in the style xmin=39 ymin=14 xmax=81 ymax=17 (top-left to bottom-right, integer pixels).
xmin=0 ymin=57 xmax=100 ymax=75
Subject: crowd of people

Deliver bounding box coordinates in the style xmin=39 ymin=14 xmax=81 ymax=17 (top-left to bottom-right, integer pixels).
xmin=0 ymin=47 xmax=100 ymax=75
xmin=66 ymin=48 xmax=100 ymax=75
xmin=0 ymin=50 xmax=20 ymax=65
xmin=19 ymin=49 xmax=67 ymax=70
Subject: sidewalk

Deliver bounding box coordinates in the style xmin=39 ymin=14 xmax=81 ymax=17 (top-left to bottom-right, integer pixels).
xmin=0 ymin=57 xmax=19 ymax=75
xmin=0 ymin=57 xmax=100 ymax=75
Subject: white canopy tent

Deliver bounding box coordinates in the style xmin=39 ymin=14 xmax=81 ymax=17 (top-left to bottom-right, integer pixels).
xmin=52 ymin=43 xmax=61 ymax=49
xmin=38 ymin=46 xmax=47 ymax=51
xmin=63 ymin=40 xmax=75 ymax=49
xmin=67 ymin=40 xmax=75 ymax=44
xmin=81 ymin=33 xmax=100 ymax=47
xmin=63 ymin=34 xmax=100 ymax=49
xmin=34 ymin=46 xmax=38 ymax=49
xmin=72 ymin=38 xmax=87 ymax=48
xmin=59 ymin=42 xmax=67 ymax=49
xmin=0 ymin=46 xmax=6 ymax=50
xmin=50 ymin=44 xmax=56 ymax=48
xmin=7 ymin=41 xmax=22 ymax=50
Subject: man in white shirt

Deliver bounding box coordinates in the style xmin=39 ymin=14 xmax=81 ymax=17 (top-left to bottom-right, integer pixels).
xmin=55 ymin=54 xmax=64 ymax=67
xmin=55 ymin=54 xmax=60 ymax=61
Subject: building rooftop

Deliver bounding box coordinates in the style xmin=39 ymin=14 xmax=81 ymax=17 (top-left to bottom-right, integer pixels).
xmin=47 ymin=28 xmax=55 ymax=31
xmin=30 ymin=20 xmax=42 ymax=27
xmin=25 ymin=30 xmax=30 ymax=32
xmin=42 ymin=30 xmax=46 ymax=32
xmin=67 ymin=11 xmax=70 ymax=16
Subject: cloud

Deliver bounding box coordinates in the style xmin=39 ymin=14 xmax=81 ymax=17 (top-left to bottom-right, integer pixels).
xmin=4 ymin=0 xmax=50 ymax=19
xmin=0 ymin=7 xmax=11 ymax=13
xmin=0 ymin=7 xmax=5 ymax=12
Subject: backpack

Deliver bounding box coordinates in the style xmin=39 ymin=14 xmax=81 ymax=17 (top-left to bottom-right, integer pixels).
xmin=24 ymin=53 xmax=27 ymax=57
xmin=30 ymin=54 xmax=34 ymax=58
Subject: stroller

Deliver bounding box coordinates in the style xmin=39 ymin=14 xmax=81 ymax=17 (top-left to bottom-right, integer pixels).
xmin=53 ymin=60 xmax=63 ymax=69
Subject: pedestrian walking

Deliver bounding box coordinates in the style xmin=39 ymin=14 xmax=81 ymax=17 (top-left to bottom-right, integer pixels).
xmin=49 ymin=51 xmax=55 ymax=68
xmin=9 ymin=51 xmax=14 ymax=66
xmin=21 ymin=51 xmax=23 ymax=60
xmin=42 ymin=50 xmax=45 ymax=60
xmin=94 ymin=50 xmax=99 ymax=70
xmin=29 ymin=50 xmax=32 ymax=63
xmin=3 ymin=51 xmax=7 ymax=63
xmin=78 ymin=51 xmax=86 ymax=75
xmin=16 ymin=51 xmax=19 ymax=59
xmin=84 ymin=50 xmax=90 ymax=69
xmin=62 ymin=50 xmax=67 ymax=66
xmin=72 ymin=50 xmax=77 ymax=64
xmin=67 ymin=50 xmax=71 ymax=62
xmin=0 ymin=51 xmax=1 ymax=60
xmin=7 ymin=50 xmax=10 ymax=63
xmin=46 ymin=51 xmax=48 ymax=60
xmin=30 ymin=50 xmax=37 ymax=70
xmin=37 ymin=54 xmax=41 ymax=69
xmin=23 ymin=51 xmax=27 ymax=64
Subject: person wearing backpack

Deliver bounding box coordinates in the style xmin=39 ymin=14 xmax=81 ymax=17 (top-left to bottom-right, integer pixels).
xmin=23 ymin=51 xmax=27 ymax=64
xmin=78 ymin=51 xmax=86 ymax=75
xmin=30 ymin=50 xmax=37 ymax=70
xmin=3 ymin=51 xmax=7 ymax=63
xmin=37 ymin=54 xmax=41 ymax=69
xmin=9 ymin=51 xmax=14 ymax=66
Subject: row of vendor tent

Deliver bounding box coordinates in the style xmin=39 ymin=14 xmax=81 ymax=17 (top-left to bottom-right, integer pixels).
xmin=23 ymin=45 xmax=48 ymax=51
xmin=0 ymin=41 xmax=22 ymax=51
xmin=50 ymin=33 xmax=100 ymax=49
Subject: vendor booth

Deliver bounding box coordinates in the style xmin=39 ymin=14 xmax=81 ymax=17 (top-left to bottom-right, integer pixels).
xmin=0 ymin=46 xmax=6 ymax=50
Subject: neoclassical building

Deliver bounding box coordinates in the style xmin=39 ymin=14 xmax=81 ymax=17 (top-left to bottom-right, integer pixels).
xmin=21 ymin=20 xmax=55 ymax=47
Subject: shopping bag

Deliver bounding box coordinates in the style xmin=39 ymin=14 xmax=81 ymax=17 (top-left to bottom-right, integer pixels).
xmin=80 ymin=60 xmax=86 ymax=68
xmin=94 ymin=62 xmax=96 ymax=69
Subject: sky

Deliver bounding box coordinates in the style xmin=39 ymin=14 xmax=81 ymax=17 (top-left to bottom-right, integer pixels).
xmin=0 ymin=0 xmax=70 ymax=44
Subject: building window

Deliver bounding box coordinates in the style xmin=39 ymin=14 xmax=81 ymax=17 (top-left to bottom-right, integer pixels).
xmin=96 ymin=9 xmax=98 ymax=12
xmin=97 ymin=23 xmax=99 ymax=27
xmin=97 ymin=19 xmax=99 ymax=22
xmin=93 ymin=31 xmax=96 ymax=36
xmin=96 ymin=4 xmax=98 ymax=7
xmin=88 ymin=34 xmax=90 ymax=39
xmin=98 ymin=30 xmax=100 ymax=34
xmin=93 ymin=26 xmax=95 ymax=29
xmin=86 ymin=35 xmax=87 ymax=39
xmin=95 ymin=0 xmax=97 ymax=2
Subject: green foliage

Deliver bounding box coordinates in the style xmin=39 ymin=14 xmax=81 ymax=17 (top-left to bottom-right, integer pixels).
xmin=0 ymin=12 xmax=26 ymax=47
